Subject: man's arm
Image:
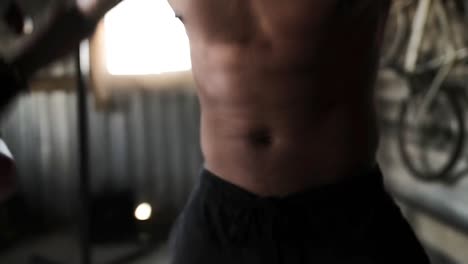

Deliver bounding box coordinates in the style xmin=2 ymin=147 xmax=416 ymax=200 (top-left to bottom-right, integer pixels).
xmin=77 ymin=0 xmax=123 ymax=22
xmin=0 ymin=0 xmax=122 ymax=111
xmin=9 ymin=0 xmax=122 ymax=79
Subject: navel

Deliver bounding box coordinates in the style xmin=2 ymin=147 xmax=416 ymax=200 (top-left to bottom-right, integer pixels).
xmin=248 ymin=128 xmax=274 ymax=147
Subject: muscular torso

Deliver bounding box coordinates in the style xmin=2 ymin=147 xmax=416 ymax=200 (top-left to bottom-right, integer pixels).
xmin=169 ymin=0 xmax=388 ymax=196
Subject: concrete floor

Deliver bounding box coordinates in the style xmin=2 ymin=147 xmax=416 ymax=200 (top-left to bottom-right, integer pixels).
xmin=0 ymin=230 xmax=170 ymax=264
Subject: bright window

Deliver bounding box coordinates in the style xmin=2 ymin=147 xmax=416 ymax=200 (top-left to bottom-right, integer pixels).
xmin=104 ymin=0 xmax=191 ymax=75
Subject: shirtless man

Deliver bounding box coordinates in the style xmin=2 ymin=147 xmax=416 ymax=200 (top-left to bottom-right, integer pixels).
xmin=0 ymin=0 xmax=430 ymax=263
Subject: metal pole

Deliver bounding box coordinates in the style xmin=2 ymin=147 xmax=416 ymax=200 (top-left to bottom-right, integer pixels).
xmin=75 ymin=46 xmax=91 ymax=264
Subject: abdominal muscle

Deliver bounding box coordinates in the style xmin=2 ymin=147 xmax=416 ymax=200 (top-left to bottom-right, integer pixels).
xmin=201 ymin=108 xmax=378 ymax=197
xmin=185 ymin=3 xmax=383 ymax=196
xmin=195 ymin=43 xmax=379 ymax=196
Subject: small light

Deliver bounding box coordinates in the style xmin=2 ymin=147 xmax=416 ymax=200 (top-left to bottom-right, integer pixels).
xmin=23 ymin=17 xmax=34 ymax=34
xmin=134 ymin=203 xmax=152 ymax=221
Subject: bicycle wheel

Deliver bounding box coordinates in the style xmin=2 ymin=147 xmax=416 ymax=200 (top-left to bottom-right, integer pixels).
xmin=397 ymin=86 xmax=465 ymax=181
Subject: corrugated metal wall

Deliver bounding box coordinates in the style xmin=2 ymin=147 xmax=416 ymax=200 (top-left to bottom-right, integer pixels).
xmin=0 ymin=88 xmax=202 ymax=218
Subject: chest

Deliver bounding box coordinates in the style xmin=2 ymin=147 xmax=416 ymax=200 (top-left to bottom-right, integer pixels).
xmin=173 ymin=0 xmax=342 ymax=42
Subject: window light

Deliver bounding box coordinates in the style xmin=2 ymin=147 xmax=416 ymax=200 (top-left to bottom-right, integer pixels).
xmin=104 ymin=0 xmax=191 ymax=75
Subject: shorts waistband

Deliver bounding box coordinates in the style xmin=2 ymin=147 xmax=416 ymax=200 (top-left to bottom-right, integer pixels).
xmin=198 ymin=165 xmax=386 ymax=210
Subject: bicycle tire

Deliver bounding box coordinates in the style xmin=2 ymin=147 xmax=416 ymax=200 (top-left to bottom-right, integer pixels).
xmin=397 ymin=86 xmax=465 ymax=181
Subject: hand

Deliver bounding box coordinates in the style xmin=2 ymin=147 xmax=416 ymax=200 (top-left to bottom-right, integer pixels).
xmin=76 ymin=0 xmax=123 ymax=20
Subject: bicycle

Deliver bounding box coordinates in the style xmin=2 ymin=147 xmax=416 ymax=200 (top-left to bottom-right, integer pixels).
xmin=382 ymin=0 xmax=468 ymax=181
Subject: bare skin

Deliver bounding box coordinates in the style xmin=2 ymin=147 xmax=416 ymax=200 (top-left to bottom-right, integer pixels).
xmin=5 ymin=0 xmax=389 ymax=197
xmin=169 ymin=0 xmax=390 ymax=196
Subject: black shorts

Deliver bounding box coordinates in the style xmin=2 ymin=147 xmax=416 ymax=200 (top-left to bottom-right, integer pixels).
xmin=169 ymin=166 xmax=430 ymax=264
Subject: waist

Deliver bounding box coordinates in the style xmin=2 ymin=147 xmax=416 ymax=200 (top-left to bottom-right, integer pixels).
xmin=200 ymin=108 xmax=378 ymax=196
